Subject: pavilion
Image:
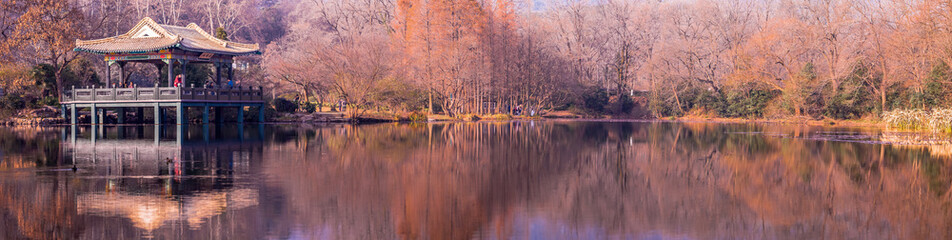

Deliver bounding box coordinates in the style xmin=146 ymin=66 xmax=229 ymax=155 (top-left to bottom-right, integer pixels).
xmin=64 ymin=17 xmax=265 ymax=125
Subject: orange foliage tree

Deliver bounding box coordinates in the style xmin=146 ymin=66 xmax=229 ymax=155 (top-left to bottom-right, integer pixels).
xmin=2 ymin=0 xmax=86 ymax=97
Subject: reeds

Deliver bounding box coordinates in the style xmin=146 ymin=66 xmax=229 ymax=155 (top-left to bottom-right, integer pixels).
xmin=883 ymin=109 xmax=952 ymax=132
xmin=927 ymin=109 xmax=952 ymax=133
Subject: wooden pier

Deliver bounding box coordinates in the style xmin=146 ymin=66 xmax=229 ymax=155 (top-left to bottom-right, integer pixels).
xmin=61 ymin=86 xmax=266 ymax=125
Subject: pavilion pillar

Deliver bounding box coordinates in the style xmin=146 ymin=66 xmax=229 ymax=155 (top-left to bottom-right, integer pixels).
xmin=163 ymin=60 xmax=174 ymax=87
xmin=151 ymin=63 xmax=163 ymax=87
xmin=180 ymin=59 xmax=188 ymax=86
xmin=106 ymin=61 xmax=112 ymax=86
xmin=228 ymin=62 xmax=234 ymax=81
xmin=215 ymin=62 xmax=222 ymax=85
xmin=118 ymin=62 xmax=127 ymax=86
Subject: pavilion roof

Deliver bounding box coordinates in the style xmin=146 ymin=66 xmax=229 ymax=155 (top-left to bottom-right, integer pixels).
xmin=74 ymin=17 xmax=260 ymax=56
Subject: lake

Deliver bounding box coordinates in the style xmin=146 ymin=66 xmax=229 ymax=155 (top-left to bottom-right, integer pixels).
xmin=0 ymin=121 xmax=950 ymax=239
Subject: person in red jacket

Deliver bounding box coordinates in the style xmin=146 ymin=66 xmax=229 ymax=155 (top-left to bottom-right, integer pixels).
xmin=173 ymin=74 xmax=183 ymax=87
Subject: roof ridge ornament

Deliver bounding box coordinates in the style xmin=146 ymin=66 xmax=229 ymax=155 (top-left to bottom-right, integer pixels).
xmin=186 ymin=23 xmax=229 ymax=47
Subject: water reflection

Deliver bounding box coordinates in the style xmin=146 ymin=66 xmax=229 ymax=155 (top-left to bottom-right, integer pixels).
xmin=0 ymin=122 xmax=951 ymax=239
xmin=1 ymin=125 xmax=265 ymax=239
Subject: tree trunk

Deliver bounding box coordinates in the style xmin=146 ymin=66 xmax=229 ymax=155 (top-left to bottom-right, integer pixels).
xmin=673 ymin=86 xmax=684 ymax=115
xmin=317 ymin=95 xmax=324 ymax=112
xmin=881 ymin=89 xmax=887 ymax=113
xmin=55 ymin=68 xmax=64 ymax=101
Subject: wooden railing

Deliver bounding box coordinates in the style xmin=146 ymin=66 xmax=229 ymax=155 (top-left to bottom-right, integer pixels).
xmin=62 ymin=86 xmax=264 ymax=102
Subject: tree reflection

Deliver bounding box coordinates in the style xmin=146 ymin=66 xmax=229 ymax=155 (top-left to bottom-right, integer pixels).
xmin=0 ymin=123 xmax=950 ymax=239
xmin=263 ymin=122 xmax=952 ymax=239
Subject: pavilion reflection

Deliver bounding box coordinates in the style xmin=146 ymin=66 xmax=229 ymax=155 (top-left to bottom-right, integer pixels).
xmin=60 ymin=124 xmax=265 ymax=237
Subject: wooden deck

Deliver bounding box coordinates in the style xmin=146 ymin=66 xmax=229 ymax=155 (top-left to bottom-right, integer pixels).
xmin=62 ymin=86 xmax=264 ymax=103
xmin=61 ymin=86 xmax=267 ymax=125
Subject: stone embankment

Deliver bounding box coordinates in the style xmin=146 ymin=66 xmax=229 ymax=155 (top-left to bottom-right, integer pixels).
xmin=2 ymin=106 xmax=66 ymax=126
xmin=271 ymin=112 xmax=350 ymax=123
xmin=0 ymin=117 xmax=67 ymax=126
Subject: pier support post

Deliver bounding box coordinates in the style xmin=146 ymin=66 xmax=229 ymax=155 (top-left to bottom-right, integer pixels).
xmin=237 ymin=106 xmax=244 ymax=123
xmin=154 ymin=124 xmax=160 ymax=145
xmin=70 ymin=104 xmax=76 ymax=125
xmin=91 ymin=125 xmax=97 ymax=144
xmin=90 ymin=105 xmax=98 ymax=125
xmin=136 ymin=108 xmax=144 ymax=123
xmin=216 ymin=107 xmax=224 ymax=123
xmin=258 ymin=105 xmax=265 ymax=122
xmin=118 ymin=108 xmax=126 ymax=124
xmin=238 ymin=123 xmax=245 ymax=141
xmin=176 ymin=104 xmax=185 ymax=125
xmin=203 ymin=124 xmax=209 ymax=143
xmin=154 ymin=104 xmax=161 ymax=125
xmin=202 ymin=105 xmax=209 ymax=124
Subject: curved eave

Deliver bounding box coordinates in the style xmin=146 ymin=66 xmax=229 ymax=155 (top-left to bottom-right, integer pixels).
xmin=177 ymin=46 xmax=262 ymax=56
xmin=73 ymin=45 xmax=261 ymax=56
xmin=73 ymin=42 xmax=178 ymax=55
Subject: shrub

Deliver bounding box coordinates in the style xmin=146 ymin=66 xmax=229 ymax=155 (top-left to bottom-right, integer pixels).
xmin=482 ymin=114 xmax=512 ymax=120
xmin=460 ymin=114 xmax=480 ymax=121
xmin=39 ymin=96 xmax=59 ymax=107
xmin=301 ymin=102 xmax=316 ymax=113
xmin=824 ymin=71 xmax=874 ymax=120
xmin=648 ymin=86 xmax=681 ymax=117
xmin=23 ymin=95 xmax=41 ymax=109
xmin=580 ymin=87 xmax=609 ymax=114
xmin=272 ymin=98 xmax=297 ymax=113
xmin=781 ymin=63 xmax=824 ymax=116
xmin=923 ymin=61 xmax=952 ymax=108
xmin=408 ymin=112 xmax=427 ymax=122
xmin=243 ymin=106 xmax=277 ymax=122
xmin=723 ymin=87 xmax=778 ymax=118
xmin=607 ymin=95 xmax=634 ymax=115
xmin=1 ymin=94 xmax=26 ymax=110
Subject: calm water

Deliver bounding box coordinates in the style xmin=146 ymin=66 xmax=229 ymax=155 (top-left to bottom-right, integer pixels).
xmin=0 ymin=121 xmax=950 ymax=239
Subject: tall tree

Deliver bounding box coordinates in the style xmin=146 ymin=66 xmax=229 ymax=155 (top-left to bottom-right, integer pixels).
xmin=3 ymin=0 xmax=87 ymax=97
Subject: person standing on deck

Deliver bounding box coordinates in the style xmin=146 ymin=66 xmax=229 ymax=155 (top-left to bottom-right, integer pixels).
xmin=227 ymin=78 xmax=234 ymax=89
xmin=174 ymin=74 xmax=183 ymax=87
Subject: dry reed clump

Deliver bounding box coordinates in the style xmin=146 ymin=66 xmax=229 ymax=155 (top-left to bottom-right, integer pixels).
xmin=883 ymin=109 xmax=952 ymax=132
xmin=927 ymin=109 xmax=952 ymax=132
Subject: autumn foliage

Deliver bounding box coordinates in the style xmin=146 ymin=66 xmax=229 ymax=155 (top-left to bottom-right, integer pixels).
xmin=3 ymin=0 xmax=952 ymax=119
